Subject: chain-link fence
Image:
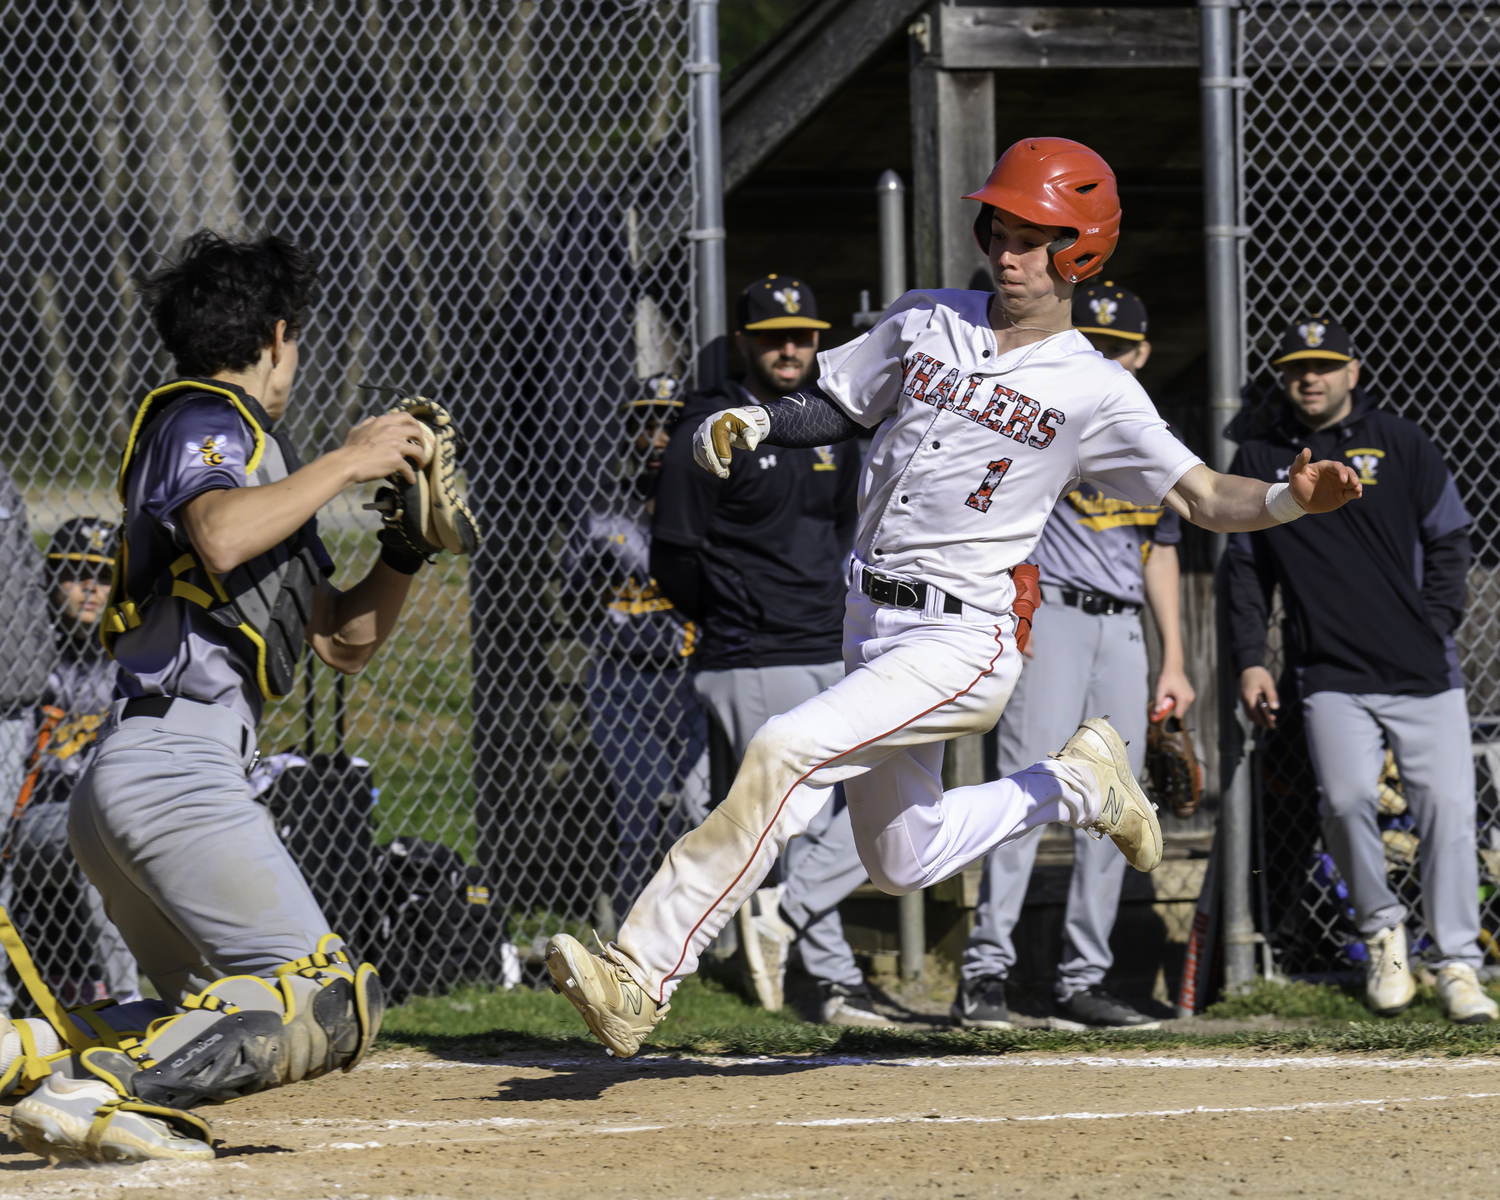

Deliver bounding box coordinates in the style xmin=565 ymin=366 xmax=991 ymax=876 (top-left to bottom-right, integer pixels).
xmin=0 ymin=0 xmax=697 ymax=1006
xmin=1235 ymin=0 xmax=1500 ymax=976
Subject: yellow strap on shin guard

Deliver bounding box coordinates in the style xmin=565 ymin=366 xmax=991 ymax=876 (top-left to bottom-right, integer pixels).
xmin=0 ymin=906 xmax=91 ymax=1053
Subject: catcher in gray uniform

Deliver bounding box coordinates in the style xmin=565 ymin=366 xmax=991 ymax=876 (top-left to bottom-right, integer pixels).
xmin=1 ymin=230 xmax=477 ymax=1164
xmin=951 ymin=283 xmax=1196 ymax=1030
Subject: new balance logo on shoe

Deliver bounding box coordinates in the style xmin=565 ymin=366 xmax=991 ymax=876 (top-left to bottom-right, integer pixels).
xmin=1102 ymin=786 xmax=1123 ymax=825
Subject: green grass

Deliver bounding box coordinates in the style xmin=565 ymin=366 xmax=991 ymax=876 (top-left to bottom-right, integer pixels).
xmin=1204 ymin=975 xmax=1500 ymax=1026
xmin=258 ymin=529 xmax=477 ymax=855
xmin=373 ymin=975 xmax=1500 ymax=1060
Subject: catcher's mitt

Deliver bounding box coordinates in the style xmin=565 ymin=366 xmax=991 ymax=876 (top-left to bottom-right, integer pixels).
xmin=362 ymin=388 xmax=481 ymax=562
xmin=1146 ymin=711 xmax=1201 ymax=818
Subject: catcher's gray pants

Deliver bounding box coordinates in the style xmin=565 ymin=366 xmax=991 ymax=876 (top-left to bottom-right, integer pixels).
xmin=0 ymin=717 xmax=27 ymax=1010
xmin=69 ymin=698 xmax=336 ymax=1006
xmin=1304 ymin=688 xmax=1481 ymax=968
xmin=13 ymin=800 xmax=140 ymax=1002
xmin=693 ymin=662 xmax=867 ymax=990
xmin=961 ymin=596 xmax=1148 ymax=998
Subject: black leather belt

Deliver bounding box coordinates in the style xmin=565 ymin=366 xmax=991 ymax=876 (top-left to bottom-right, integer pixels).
xmin=122 ymin=696 xmax=175 ymax=720
xmin=859 ymin=567 xmax=963 ymax=615
xmin=122 ymin=695 xmax=253 ymax=756
xmin=1055 ymin=587 xmax=1140 ymax=617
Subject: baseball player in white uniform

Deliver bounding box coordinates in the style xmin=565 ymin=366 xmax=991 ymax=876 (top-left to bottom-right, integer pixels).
xmin=547 ymin=136 xmax=1363 ymax=1057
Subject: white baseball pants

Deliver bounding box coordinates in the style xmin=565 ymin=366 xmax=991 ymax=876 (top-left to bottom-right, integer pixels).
xmin=615 ymin=586 xmax=1104 ymax=1004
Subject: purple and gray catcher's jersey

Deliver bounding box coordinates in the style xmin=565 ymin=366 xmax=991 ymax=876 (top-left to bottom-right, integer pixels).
xmin=113 ymin=388 xmax=334 ymax=728
xmin=1030 ymin=485 xmax=1181 ymax=607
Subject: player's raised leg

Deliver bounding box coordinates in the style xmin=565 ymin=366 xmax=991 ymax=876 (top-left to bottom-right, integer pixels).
xmin=548 ymin=593 xmax=1159 ymax=1056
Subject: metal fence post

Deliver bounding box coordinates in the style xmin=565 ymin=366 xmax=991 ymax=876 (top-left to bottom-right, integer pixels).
xmin=1201 ymin=0 xmax=1255 ymax=994
xmin=689 ymin=0 xmax=726 ymax=389
xmin=877 ymin=170 xmax=907 ymax=308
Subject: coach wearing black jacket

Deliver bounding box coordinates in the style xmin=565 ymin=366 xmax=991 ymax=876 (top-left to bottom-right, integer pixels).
xmin=649 ymin=276 xmax=889 ymax=1027
xmin=1226 ymin=315 xmax=1493 ymax=1024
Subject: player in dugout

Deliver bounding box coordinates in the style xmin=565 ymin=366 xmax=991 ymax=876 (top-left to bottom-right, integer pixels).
xmin=651 ymin=276 xmax=893 ymax=1026
xmin=952 ymin=282 xmax=1195 ymax=1032
xmin=546 ymin=137 xmax=1363 ymax=1058
xmin=1228 ymin=314 xmax=1495 ymax=1025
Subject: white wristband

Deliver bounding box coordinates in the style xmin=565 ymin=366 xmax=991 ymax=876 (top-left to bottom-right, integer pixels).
xmin=1265 ymin=481 xmax=1306 ymax=524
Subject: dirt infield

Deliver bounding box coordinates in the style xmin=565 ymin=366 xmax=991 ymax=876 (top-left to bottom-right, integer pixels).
xmin=3 ymin=1047 xmax=1500 ymax=1198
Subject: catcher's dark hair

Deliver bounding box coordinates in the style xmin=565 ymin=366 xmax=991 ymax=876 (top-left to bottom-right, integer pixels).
xmin=138 ymin=231 xmax=322 ymax=377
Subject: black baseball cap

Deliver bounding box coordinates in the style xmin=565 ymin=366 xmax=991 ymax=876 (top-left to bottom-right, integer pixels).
xmin=47 ymin=517 xmax=116 ymax=576
xmin=627 ymin=373 xmax=684 ymax=409
xmin=1073 ymin=281 xmax=1147 ymax=342
xmin=1273 ymin=315 xmax=1356 ymax=365
xmin=736 ymin=274 xmax=831 ymax=332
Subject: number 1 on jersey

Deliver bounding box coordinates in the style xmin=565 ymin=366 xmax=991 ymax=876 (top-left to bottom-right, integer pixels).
xmin=965 ymin=458 xmax=1013 ymax=513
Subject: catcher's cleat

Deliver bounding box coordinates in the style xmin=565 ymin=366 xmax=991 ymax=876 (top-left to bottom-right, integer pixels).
xmin=11 ymin=1075 xmax=214 ymax=1165
xmin=1054 ymin=717 xmax=1162 ymax=872
xmin=1364 ymin=924 xmax=1417 ymax=1016
xmin=545 ymin=934 xmax=668 ymax=1058
xmin=1435 ymin=963 xmax=1498 ymax=1025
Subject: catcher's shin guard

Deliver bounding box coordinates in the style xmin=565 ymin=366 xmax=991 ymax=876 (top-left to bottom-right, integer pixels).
xmin=81 ymin=937 xmax=384 ymax=1111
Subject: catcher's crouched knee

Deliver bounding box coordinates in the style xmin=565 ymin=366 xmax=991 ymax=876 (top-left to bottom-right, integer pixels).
xmin=82 ymin=940 xmax=384 ymax=1111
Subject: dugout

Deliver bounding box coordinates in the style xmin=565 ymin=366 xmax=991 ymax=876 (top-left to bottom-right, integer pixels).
xmin=720 ymin=0 xmax=1213 ymax=1007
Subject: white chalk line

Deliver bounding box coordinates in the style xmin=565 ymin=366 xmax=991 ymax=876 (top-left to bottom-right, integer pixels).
xmin=215 ymin=1090 xmax=1500 ymax=1140
xmin=779 ymin=1091 xmax=1500 ymax=1127
xmin=368 ymin=1054 xmax=1500 ymax=1072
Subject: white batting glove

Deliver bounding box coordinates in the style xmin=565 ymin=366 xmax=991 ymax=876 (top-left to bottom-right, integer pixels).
xmin=692 ymin=406 xmax=771 ymax=479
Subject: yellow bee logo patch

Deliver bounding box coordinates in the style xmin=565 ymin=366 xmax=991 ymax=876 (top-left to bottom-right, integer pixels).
xmin=188 ymin=436 xmax=226 ymax=466
xmin=772 ymin=287 xmax=802 ymax=314
xmin=1089 ymin=297 xmax=1119 ymax=326
xmin=1298 ymin=320 xmax=1327 ymax=348
xmin=812 ymin=445 xmax=837 ymax=471
xmin=1344 ymin=447 xmax=1384 ymax=485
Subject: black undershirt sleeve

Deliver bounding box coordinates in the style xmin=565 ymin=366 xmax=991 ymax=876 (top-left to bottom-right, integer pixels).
xmin=761 ymin=386 xmax=868 ymax=447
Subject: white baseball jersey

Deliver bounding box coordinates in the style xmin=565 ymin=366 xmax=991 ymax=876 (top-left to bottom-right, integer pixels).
xmin=816 ymin=288 xmax=1202 ymax=611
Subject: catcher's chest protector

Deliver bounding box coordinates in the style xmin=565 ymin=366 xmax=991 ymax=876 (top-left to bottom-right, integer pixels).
xmin=101 ymin=381 xmax=322 ymax=702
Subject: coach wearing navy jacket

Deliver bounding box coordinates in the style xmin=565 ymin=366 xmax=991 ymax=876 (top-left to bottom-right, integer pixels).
xmin=1226 ymin=314 xmax=1494 ymax=1025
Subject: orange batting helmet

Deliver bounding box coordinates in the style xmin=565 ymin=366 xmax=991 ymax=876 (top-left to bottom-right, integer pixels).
xmin=964 ymin=138 xmax=1121 ymax=284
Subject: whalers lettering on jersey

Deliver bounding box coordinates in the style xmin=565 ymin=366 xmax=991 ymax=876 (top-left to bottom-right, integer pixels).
xmin=900 ymin=352 xmax=1066 ymax=450
xmin=814 ymin=288 xmax=1201 ymax=612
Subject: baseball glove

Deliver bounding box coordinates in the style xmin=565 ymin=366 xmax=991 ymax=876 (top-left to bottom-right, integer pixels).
xmin=361 ymin=387 xmax=481 ymax=562
xmin=1146 ymin=711 xmax=1201 ymax=818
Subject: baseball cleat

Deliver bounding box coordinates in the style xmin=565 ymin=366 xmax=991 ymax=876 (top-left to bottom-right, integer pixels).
xmin=1434 ymin=963 xmax=1497 ymax=1025
xmin=1364 ymin=924 xmax=1416 ymax=1016
xmin=1050 ymin=985 xmax=1161 ymax=1029
xmin=820 ymin=982 xmax=899 ymax=1027
xmin=11 ymin=1075 xmax=215 ymax=1164
xmin=951 ymin=975 xmax=1015 ymax=1030
xmin=1054 ymin=717 xmax=1162 ymax=872
xmin=738 ymin=887 xmax=793 ymax=1012
xmin=545 ymin=934 xmax=667 ymax=1059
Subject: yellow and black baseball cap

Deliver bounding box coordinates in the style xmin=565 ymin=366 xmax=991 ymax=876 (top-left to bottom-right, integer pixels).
xmin=1272 ymin=314 xmax=1355 ymax=365
xmin=627 ymin=373 xmax=684 ymax=409
xmin=1073 ymin=281 xmax=1147 ymax=342
xmin=47 ymin=517 xmax=116 ymax=575
xmin=736 ymin=274 xmax=831 ymax=332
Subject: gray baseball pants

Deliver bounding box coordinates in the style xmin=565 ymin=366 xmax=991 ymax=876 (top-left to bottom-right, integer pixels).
xmin=69 ymin=698 xmax=337 ymax=1007
xmin=693 ymin=661 xmax=866 ymax=990
xmin=961 ymin=596 xmax=1148 ymax=998
xmin=1303 ymin=687 xmax=1481 ymax=968
xmin=0 ymin=717 xmax=27 ymax=1010
xmin=12 ymin=799 xmax=139 ymax=1002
